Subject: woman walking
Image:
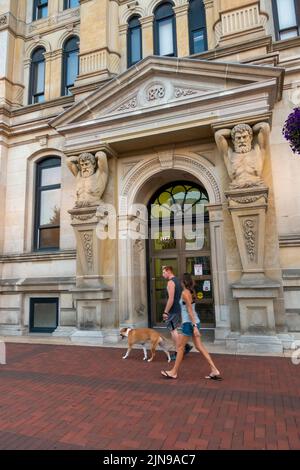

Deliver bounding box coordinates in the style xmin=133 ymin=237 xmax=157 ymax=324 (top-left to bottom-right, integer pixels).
xmin=161 ymin=273 xmax=222 ymax=380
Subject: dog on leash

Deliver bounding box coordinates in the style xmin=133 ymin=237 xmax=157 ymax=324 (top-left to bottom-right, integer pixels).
xmin=119 ymin=327 xmax=171 ymax=362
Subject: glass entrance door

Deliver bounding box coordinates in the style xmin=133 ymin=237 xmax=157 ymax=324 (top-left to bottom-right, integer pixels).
xmin=148 ymin=182 xmax=215 ymax=328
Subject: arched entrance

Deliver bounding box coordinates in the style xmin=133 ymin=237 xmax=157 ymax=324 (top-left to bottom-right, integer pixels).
xmin=147 ymin=181 xmax=215 ymax=328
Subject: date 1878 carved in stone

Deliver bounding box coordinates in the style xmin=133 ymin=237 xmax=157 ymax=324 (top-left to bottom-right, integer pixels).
xmin=215 ymin=122 xmax=270 ymax=190
xmin=67 ymin=151 xmax=108 ymax=208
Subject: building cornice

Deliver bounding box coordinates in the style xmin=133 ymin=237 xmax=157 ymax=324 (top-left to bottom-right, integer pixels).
xmin=0 ymin=250 xmax=76 ymax=264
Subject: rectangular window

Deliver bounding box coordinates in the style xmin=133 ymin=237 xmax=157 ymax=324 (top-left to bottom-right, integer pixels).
xmin=273 ymin=0 xmax=299 ymax=40
xmin=64 ymin=0 xmax=79 ymax=9
xmin=158 ymin=18 xmax=174 ymax=56
xmin=33 ymin=0 xmax=48 ymax=21
xmin=66 ymin=51 xmax=78 ymax=92
xmin=29 ymin=298 xmax=59 ymax=333
xmin=130 ymin=27 xmax=142 ymax=64
xmin=192 ymin=29 xmax=205 ymax=54
xmin=35 ymin=159 xmax=61 ymax=251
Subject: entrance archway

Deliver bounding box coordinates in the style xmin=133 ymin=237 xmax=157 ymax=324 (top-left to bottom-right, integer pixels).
xmin=118 ymin=151 xmax=230 ymax=341
xmin=147 ymin=181 xmax=215 ymax=328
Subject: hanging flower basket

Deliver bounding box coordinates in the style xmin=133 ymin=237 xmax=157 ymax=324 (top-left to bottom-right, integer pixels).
xmin=282 ymin=107 xmax=300 ymax=155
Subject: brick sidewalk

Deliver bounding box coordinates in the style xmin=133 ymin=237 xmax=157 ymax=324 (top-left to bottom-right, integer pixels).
xmin=0 ymin=343 xmax=299 ymax=450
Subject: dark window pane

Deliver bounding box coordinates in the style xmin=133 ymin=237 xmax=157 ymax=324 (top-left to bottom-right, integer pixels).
xmin=39 ymin=227 xmax=60 ymax=249
xmin=186 ymin=256 xmax=211 ymax=275
xmin=33 ymin=302 xmax=57 ymax=328
xmin=155 ymin=3 xmax=174 ymax=20
xmin=130 ymin=27 xmax=142 ymax=63
xmin=192 ymin=29 xmax=205 ymax=53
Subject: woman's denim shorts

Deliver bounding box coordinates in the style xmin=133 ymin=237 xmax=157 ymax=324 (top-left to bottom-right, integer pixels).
xmin=181 ymin=322 xmax=201 ymax=337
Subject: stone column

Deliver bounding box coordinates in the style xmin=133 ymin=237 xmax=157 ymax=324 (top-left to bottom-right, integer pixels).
xmin=207 ymin=203 xmax=231 ymax=341
xmin=75 ymin=0 xmax=120 ymax=90
xmin=23 ymin=58 xmax=31 ymax=106
xmin=140 ymin=15 xmax=154 ymax=58
xmin=119 ymin=24 xmax=128 ymax=73
xmin=43 ymin=51 xmax=52 ymax=102
xmin=56 ymin=150 xmax=118 ymax=344
xmin=0 ymin=140 xmax=8 ymax=255
xmin=66 ymin=205 xmax=114 ymax=343
xmin=118 ymin=210 xmax=148 ymax=329
xmin=214 ymin=122 xmax=289 ymax=353
xmin=203 ymin=0 xmax=216 ymax=50
xmin=48 ymin=49 xmax=63 ymax=99
xmin=173 ymin=4 xmax=189 ymax=57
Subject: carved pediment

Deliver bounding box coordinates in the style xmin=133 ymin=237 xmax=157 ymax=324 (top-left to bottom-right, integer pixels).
xmin=51 ymin=56 xmax=284 ymax=130
xmin=105 ymin=80 xmax=218 ymax=117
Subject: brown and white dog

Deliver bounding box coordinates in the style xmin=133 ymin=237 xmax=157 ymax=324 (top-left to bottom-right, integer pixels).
xmin=120 ymin=327 xmax=171 ymax=362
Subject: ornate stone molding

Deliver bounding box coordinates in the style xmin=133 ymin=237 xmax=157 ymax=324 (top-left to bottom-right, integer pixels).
xmin=174 ymin=87 xmax=197 ymax=98
xmin=146 ymin=83 xmax=165 ymax=102
xmin=242 ymin=218 xmax=256 ymax=262
xmin=117 ymin=97 xmax=137 ymax=111
xmin=120 ymin=154 xmax=221 ymax=212
xmin=0 ymin=15 xmax=7 ymax=25
xmin=80 ymin=231 xmax=93 ymax=270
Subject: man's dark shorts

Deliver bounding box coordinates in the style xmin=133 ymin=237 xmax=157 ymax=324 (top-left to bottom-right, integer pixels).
xmin=166 ymin=314 xmax=181 ymax=331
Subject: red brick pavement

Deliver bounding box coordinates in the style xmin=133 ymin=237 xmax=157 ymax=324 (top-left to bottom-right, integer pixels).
xmin=0 ymin=343 xmax=299 ymax=450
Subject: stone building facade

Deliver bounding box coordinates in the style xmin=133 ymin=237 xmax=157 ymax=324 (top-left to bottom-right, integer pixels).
xmin=0 ymin=0 xmax=300 ymax=352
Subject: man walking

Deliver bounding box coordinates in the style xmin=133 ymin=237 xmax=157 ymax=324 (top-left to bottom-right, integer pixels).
xmin=162 ymin=266 xmax=192 ymax=360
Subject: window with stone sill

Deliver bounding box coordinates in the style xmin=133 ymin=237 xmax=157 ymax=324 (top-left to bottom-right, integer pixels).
xmin=32 ymin=0 xmax=48 ymax=21
xmin=34 ymin=157 xmax=61 ymax=251
xmin=272 ymin=0 xmax=300 ymax=40
xmin=64 ymin=0 xmax=80 ymax=9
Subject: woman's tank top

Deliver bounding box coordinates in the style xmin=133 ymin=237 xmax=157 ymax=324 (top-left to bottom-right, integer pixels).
xmin=180 ymin=298 xmax=200 ymax=324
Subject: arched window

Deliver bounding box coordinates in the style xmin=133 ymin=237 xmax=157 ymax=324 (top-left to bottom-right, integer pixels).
xmin=127 ymin=16 xmax=142 ymax=67
xmin=32 ymin=0 xmax=48 ymax=21
xmin=64 ymin=0 xmax=79 ymax=9
xmin=154 ymin=2 xmax=177 ymax=57
xmin=150 ymin=182 xmax=209 ymax=221
xmin=189 ymin=0 xmax=207 ymax=54
xmin=34 ymin=157 xmax=61 ymax=251
xmin=29 ymin=47 xmax=46 ymax=104
xmin=62 ymin=36 xmax=79 ymax=96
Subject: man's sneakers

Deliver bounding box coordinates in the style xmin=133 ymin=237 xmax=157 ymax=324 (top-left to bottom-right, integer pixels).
xmin=170 ymin=344 xmax=193 ymax=361
xmin=184 ymin=343 xmax=193 ymax=355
